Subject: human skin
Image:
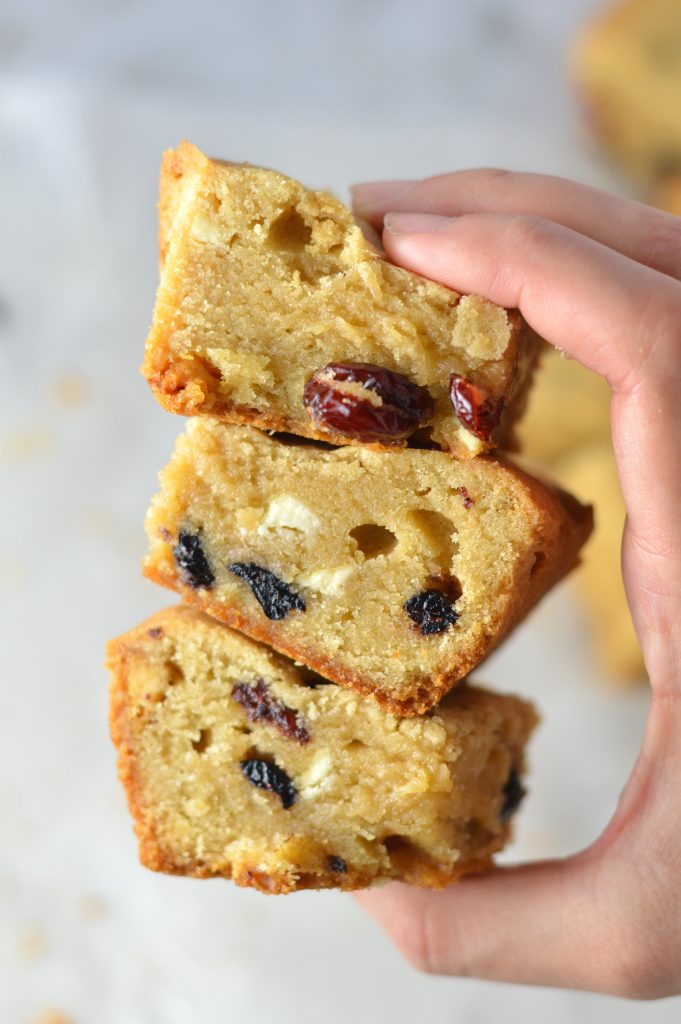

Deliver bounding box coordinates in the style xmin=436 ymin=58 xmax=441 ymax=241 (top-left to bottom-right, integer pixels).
xmin=350 ymin=171 xmax=681 ymax=999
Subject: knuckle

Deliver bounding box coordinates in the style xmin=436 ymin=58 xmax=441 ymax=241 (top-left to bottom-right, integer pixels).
xmin=383 ymin=899 xmax=454 ymax=976
xmin=637 ymin=214 xmax=681 ymax=278
xmin=474 ymin=167 xmax=515 ymax=187
xmin=502 ymin=212 xmax=554 ymax=251
xmin=615 ymin=286 xmax=681 ymax=393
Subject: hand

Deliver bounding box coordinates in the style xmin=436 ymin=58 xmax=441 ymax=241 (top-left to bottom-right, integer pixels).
xmin=350 ymin=170 xmax=681 ymax=999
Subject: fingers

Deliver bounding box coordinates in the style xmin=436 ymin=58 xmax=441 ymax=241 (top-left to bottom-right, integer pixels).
xmin=355 ymin=856 xmax=658 ymax=996
xmin=357 ymin=850 xmax=681 ymax=999
xmin=357 ymin=696 xmax=681 ymax=996
xmin=352 ymin=170 xmax=681 ymax=281
xmin=381 ymin=212 xmax=681 ymax=684
xmin=381 ymin=211 xmax=681 ymax=390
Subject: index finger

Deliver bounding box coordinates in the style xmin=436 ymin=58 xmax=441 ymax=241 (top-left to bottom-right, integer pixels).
xmin=381 ymin=211 xmax=681 ymax=682
xmin=352 ymin=170 xmax=681 ymax=282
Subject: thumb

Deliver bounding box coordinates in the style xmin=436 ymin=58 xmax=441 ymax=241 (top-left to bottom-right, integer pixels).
xmin=355 ymin=855 xmax=647 ymax=996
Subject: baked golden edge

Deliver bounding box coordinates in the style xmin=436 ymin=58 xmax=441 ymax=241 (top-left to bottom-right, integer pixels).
xmin=142 ymin=462 xmax=592 ymax=716
xmin=145 ymin=141 xmax=538 ymax=455
xmin=106 ymin=612 xmax=505 ymax=893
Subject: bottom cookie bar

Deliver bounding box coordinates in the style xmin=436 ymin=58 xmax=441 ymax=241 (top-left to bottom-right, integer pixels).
xmin=107 ymin=607 xmax=538 ymax=893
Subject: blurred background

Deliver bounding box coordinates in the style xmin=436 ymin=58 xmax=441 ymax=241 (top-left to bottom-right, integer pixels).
xmin=2 ymin=0 xmax=680 ymax=1021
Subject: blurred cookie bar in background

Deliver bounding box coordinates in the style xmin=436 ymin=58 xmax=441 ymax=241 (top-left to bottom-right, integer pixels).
xmin=518 ymin=348 xmax=645 ymax=684
xmin=574 ymin=0 xmax=681 ymax=186
xmin=656 ymin=176 xmax=681 ymax=215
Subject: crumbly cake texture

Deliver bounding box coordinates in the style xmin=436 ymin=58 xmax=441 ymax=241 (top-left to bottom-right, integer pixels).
xmin=142 ymin=141 xmax=539 ymax=457
xmin=143 ymin=420 xmax=592 ymax=715
xmin=573 ymin=0 xmax=681 ymax=183
xmin=107 ymin=606 xmax=538 ymax=893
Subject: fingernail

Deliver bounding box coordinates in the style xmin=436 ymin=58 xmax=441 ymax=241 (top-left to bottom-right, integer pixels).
xmin=350 ymin=179 xmax=416 ymax=210
xmin=383 ymin=212 xmax=453 ymax=235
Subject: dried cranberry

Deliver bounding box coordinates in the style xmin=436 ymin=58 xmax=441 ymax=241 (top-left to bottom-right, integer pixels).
xmin=458 ymin=486 xmax=474 ymax=509
xmin=232 ymin=678 xmax=310 ymax=744
xmin=303 ymin=362 xmax=434 ymax=444
xmin=404 ymin=589 xmax=459 ymax=635
xmin=240 ymin=757 xmax=296 ymax=809
xmin=500 ymin=768 xmax=525 ymax=821
xmin=147 ymin=627 xmax=164 ymax=639
xmin=173 ymin=531 xmax=215 ymax=589
xmin=228 ymin=563 xmax=305 ymax=620
xmin=327 ymin=855 xmax=347 ymax=873
xmin=449 ymin=375 xmax=504 ymax=440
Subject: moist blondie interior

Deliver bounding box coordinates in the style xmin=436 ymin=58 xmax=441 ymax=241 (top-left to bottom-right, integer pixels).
xmin=143 ymin=421 xmax=592 ymax=714
xmin=142 ymin=141 xmax=538 ymax=457
xmin=108 ymin=607 xmax=538 ymax=893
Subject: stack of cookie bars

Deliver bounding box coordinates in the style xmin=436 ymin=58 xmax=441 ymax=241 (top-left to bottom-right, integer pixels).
xmin=107 ymin=143 xmax=592 ymax=893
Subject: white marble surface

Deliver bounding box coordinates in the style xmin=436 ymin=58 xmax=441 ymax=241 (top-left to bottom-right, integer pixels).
xmin=1 ymin=0 xmax=677 ymax=1020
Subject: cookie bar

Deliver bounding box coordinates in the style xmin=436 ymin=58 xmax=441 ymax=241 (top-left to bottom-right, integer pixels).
xmin=515 ymin=347 xmax=611 ymax=468
xmin=107 ymin=606 xmax=538 ymax=893
xmin=573 ymin=0 xmax=681 ymax=182
xmin=143 ymin=420 xmax=592 ymax=715
xmin=142 ymin=141 xmax=539 ymax=457
xmin=556 ymin=442 xmax=644 ymax=681
xmin=516 ymin=348 xmax=644 ymax=682
xmin=657 ymin=176 xmax=681 ymax=215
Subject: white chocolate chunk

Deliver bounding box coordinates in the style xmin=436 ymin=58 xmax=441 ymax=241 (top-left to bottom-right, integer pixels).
xmin=190 ymin=217 xmax=229 ymax=245
xmin=299 ymin=749 xmax=333 ymax=798
xmin=296 ymin=565 xmax=353 ymax=597
xmin=256 ymin=495 xmax=321 ymax=535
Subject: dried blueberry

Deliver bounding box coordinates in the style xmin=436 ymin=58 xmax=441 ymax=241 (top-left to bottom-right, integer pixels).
xmin=173 ymin=530 xmax=215 ymax=589
xmin=232 ymin=678 xmax=310 ymax=744
xmin=327 ymin=855 xmax=347 ymax=873
xmin=240 ymin=757 xmax=296 ymax=809
xmin=500 ymin=768 xmax=526 ymax=822
xmin=449 ymin=374 xmax=504 ymax=441
xmin=303 ymin=362 xmax=434 ymax=444
xmin=228 ymin=562 xmax=305 ymax=620
xmin=404 ymin=589 xmax=459 ymax=635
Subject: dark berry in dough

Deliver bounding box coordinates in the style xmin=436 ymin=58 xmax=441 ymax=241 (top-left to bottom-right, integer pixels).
xmin=173 ymin=531 xmax=215 ymax=589
xmin=240 ymin=757 xmax=297 ymax=809
xmin=228 ymin=562 xmax=306 ymax=620
xmin=500 ymin=768 xmax=526 ymax=821
xmin=232 ymin=678 xmax=310 ymax=744
xmin=404 ymin=589 xmax=459 ymax=635
xmin=304 ymin=362 xmax=434 ymax=443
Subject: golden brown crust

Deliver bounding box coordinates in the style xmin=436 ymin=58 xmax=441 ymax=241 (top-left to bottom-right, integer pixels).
xmin=107 ymin=608 xmax=531 ymax=892
xmin=145 ymin=312 xmax=537 ymax=458
xmin=144 ymin=141 xmax=538 ymax=457
xmin=142 ymin=464 xmax=591 ymax=716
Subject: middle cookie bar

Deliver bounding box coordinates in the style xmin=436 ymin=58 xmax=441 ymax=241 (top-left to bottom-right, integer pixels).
xmin=144 ymin=421 xmax=592 ymax=715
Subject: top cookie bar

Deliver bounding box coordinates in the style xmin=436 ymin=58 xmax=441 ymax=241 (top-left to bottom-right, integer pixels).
xmin=142 ymin=142 xmax=538 ymax=457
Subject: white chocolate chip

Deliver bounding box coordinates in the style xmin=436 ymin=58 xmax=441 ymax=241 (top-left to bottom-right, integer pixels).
xmin=190 ymin=217 xmax=229 ymax=245
xmin=299 ymin=750 xmax=333 ymax=798
xmin=296 ymin=565 xmax=353 ymax=597
xmin=458 ymin=427 xmax=482 ymax=454
xmin=257 ymin=495 xmax=321 ymax=535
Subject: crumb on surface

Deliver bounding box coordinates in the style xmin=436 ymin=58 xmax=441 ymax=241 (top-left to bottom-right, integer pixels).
xmin=30 ymin=1011 xmax=72 ymax=1024
xmin=51 ymin=373 xmax=89 ymax=408
xmin=16 ymin=925 xmax=45 ymax=961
